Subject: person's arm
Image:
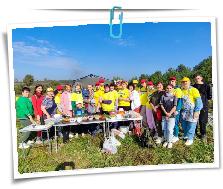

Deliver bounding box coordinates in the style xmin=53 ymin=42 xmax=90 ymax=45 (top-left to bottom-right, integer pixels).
xmin=169 ymin=106 xmax=176 ymax=117
xmin=41 ymin=105 xmax=51 ymax=119
xmin=160 ymin=105 xmax=167 ymax=115
xmin=193 ymin=97 xmax=203 ymax=120
xmin=207 ymin=84 xmax=212 ymax=100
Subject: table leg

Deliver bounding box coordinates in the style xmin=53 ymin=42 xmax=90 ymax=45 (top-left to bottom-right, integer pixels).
xmin=46 ymin=129 xmax=51 ymax=153
xmin=55 ymin=126 xmax=58 ymax=153
xmin=103 ymin=122 xmax=106 ymax=139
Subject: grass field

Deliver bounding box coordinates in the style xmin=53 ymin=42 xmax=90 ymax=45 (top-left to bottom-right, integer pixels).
xmin=16 ymin=121 xmax=214 ymax=174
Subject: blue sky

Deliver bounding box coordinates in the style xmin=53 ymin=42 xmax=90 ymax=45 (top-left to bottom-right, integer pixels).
xmin=12 ymin=22 xmax=211 ymax=81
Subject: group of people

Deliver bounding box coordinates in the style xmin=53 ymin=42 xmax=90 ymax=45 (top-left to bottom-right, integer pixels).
xmin=16 ymin=74 xmax=212 ymax=149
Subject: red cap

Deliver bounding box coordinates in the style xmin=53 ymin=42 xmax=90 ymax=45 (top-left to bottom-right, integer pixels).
xmin=56 ymin=85 xmax=63 ymax=91
xmin=169 ymin=76 xmax=176 ymax=81
xmin=95 ymin=82 xmax=100 ymax=86
xmin=98 ymin=78 xmax=105 ymax=83
xmin=140 ymin=79 xmax=147 ymax=84
xmin=147 ymin=81 xmax=154 ymax=86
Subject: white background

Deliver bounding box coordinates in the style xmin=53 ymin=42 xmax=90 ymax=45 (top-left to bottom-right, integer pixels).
xmin=0 ymin=0 xmax=222 ymax=188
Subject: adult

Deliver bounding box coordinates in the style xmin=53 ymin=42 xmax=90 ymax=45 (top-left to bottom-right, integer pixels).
xmin=168 ymin=76 xmax=183 ymax=143
xmin=132 ymin=80 xmax=140 ymax=91
xmin=109 ymin=83 xmax=119 ymax=111
xmin=181 ymin=77 xmax=203 ymax=146
xmin=160 ymin=84 xmax=177 ymax=148
xmin=118 ymin=81 xmax=131 ymax=111
xmin=84 ymin=84 xmax=96 ymax=115
xmin=60 ymin=84 xmax=73 ymax=117
xmin=139 ymin=79 xmax=148 ymax=128
xmin=54 ymin=85 xmax=63 ymax=111
xmin=71 ymin=83 xmax=84 ymax=115
xmin=193 ymin=74 xmax=212 ymax=142
xmin=94 ymin=82 xmax=103 ymax=113
xmin=99 ymin=84 xmax=115 ymax=114
xmin=16 ymin=87 xmax=36 ymax=149
xmin=150 ymin=82 xmax=165 ymax=144
xmin=41 ymin=87 xmax=57 ymax=119
xmin=145 ymin=81 xmax=157 ymax=135
xmin=31 ymin=84 xmax=44 ymax=144
xmin=128 ymin=83 xmax=141 ymax=113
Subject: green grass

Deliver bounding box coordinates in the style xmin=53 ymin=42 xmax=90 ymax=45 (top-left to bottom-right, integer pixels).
xmin=17 ymin=124 xmax=214 ymax=174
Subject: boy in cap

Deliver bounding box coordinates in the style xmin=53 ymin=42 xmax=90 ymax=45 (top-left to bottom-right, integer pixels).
xmin=180 ymin=77 xmax=203 ymax=145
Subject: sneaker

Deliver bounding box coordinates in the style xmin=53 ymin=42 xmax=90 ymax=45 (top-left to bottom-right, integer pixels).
xmin=69 ymin=133 xmax=74 ymax=138
xmin=172 ymin=136 xmax=179 ymax=143
xmin=183 ymin=136 xmax=188 ymax=140
xmin=163 ymin=142 xmax=168 ymax=148
xmin=35 ymin=139 xmax=42 ymax=145
xmin=81 ymin=133 xmax=85 ymax=137
xmin=27 ymin=140 xmax=34 ymax=145
xmin=167 ymin=142 xmax=173 ymax=149
xmin=18 ymin=143 xmax=30 ymax=149
xmin=58 ymin=132 xmax=63 ymax=138
xmin=185 ymin=139 xmax=193 ymax=146
xmin=75 ymin=133 xmax=78 ymax=138
xmin=155 ymin=137 xmax=164 ymax=144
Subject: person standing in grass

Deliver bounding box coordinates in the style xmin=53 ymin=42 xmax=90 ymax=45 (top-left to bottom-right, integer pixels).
xmin=118 ymin=81 xmax=131 ymax=111
xmin=168 ymin=76 xmax=183 ymax=143
xmin=193 ymin=74 xmax=212 ymax=142
xmin=145 ymin=81 xmax=157 ymax=136
xmin=31 ymin=84 xmax=44 ymax=144
xmin=60 ymin=84 xmax=73 ymax=118
xmin=16 ymin=87 xmax=36 ymax=149
xmin=94 ymin=82 xmax=103 ymax=113
xmin=150 ymin=82 xmax=165 ymax=144
xmin=160 ymin=84 xmax=177 ymax=149
xmin=128 ymin=83 xmax=141 ymax=113
xmin=110 ymin=83 xmax=119 ymax=111
xmin=139 ymin=79 xmax=149 ymax=128
xmin=181 ymin=77 xmax=203 ymax=146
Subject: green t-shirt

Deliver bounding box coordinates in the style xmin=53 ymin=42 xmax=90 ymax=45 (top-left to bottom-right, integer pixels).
xmin=16 ymin=96 xmax=34 ymax=119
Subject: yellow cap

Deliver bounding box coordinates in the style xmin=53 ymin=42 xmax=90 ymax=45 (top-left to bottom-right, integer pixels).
xmin=46 ymin=87 xmax=54 ymax=92
xmin=133 ymin=80 xmax=138 ymax=84
xmin=181 ymin=77 xmax=190 ymax=82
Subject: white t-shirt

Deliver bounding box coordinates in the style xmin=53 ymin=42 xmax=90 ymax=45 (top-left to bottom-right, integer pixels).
xmin=130 ymin=90 xmax=141 ymax=110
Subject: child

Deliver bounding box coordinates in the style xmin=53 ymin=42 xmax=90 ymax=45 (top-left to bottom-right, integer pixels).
xmin=160 ymin=84 xmax=177 ymax=148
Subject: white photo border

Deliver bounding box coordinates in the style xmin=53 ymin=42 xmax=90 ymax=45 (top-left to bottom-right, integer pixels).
xmin=7 ymin=16 xmax=219 ymax=179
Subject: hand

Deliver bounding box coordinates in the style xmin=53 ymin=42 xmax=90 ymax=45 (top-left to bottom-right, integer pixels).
xmin=30 ymin=117 xmax=36 ymax=125
xmin=174 ymin=111 xmax=178 ymax=116
xmin=193 ymin=112 xmax=200 ymax=120
xmin=166 ymin=113 xmax=171 ymax=117
xmin=36 ymin=115 xmax=40 ymax=121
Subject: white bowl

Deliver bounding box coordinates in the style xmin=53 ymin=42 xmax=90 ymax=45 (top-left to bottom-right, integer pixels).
xmin=76 ymin=117 xmax=82 ymax=123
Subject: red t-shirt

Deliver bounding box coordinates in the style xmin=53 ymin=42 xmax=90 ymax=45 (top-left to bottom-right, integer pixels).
xmin=31 ymin=94 xmax=44 ymax=117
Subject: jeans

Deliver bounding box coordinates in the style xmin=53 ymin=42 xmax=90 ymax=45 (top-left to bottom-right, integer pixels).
xmin=162 ymin=117 xmax=175 ymax=143
xmin=173 ymin=113 xmax=180 ymax=137
xmin=181 ymin=120 xmax=197 ymax=140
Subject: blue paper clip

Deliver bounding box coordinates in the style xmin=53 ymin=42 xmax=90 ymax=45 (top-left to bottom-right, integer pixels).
xmin=110 ymin=6 xmax=123 ymax=38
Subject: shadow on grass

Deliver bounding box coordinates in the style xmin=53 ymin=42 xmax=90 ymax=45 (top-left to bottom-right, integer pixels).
xmin=55 ymin=161 xmax=76 ymax=171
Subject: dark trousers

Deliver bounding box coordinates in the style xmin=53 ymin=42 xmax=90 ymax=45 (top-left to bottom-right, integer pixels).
xmin=62 ymin=126 xmax=70 ymax=143
xmin=196 ymin=109 xmax=208 ymax=136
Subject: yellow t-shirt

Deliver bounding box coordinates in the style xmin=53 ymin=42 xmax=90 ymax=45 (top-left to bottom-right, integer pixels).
xmin=94 ymin=90 xmax=104 ymax=106
xmin=54 ymin=93 xmax=62 ymax=104
xmin=110 ymin=90 xmax=119 ymax=102
xmin=101 ymin=92 xmax=115 ymax=112
xmin=146 ymin=89 xmax=156 ymax=110
xmin=118 ymin=88 xmax=130 ymax=107
xmin=173 ymin=88 xmax=183 ymax=98
xmin=71 ymin=92 xmax=83 ymax=104
xmin=140 ymin=87 xmax=148 ymax=106
xmin=181 ymin=87 xmax=200 ymax=105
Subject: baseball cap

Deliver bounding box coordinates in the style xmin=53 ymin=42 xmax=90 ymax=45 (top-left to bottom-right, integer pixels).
xmin=140 ymin=79 xmax=147 ymax=84
xmin=98 ymin=78 xmax=105 ymax=83
xmin=169 ymin=76 xmax=176 ymax=81
xmin=46 ymin=87 xmax=54 ymax=92
xmin=56 ymin=85 xmax=63 ymax=91
xmin=181 ymin=77 xmax=190 ymax=82
xmin=147 ymin=81 xmax=154 ymax=86
xmin=133 ymin=80 xmax=138 ymax=84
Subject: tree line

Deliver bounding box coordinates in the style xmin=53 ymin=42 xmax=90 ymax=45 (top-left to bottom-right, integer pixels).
xmin=14 ymin=56 xmax=212 ymax=95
